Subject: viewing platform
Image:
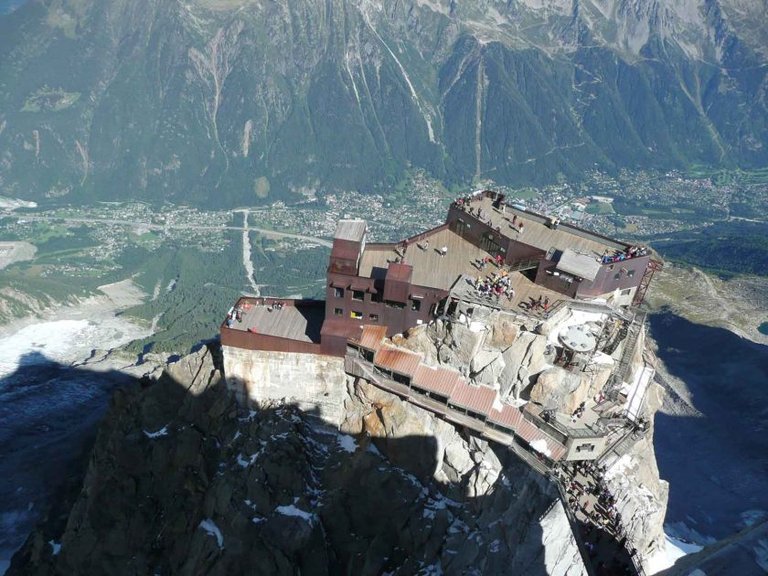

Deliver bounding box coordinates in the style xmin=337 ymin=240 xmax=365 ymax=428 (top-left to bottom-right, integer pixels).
xmin=220 ymin=297 xmax=330 ymax=355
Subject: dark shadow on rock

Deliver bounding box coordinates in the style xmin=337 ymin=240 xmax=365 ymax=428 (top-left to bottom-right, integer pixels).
xmin=648 ymin=310 xmax=768 ymax=540
xmin=0 ymin=351 xmax=139 ymax=566
xmin=5 ymin=343 xmax=593 ymax=576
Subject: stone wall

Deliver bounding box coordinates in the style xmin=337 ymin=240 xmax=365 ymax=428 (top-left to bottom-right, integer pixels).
xmin=222 ymin=346 xmax=346 ymax=426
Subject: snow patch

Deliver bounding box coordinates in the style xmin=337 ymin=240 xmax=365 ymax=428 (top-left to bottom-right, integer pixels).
xmin=646 ymin=533 xmax=703 ymax=574
xmin=530 ymin=439 xmax=552 ymax=457
xmin=198 ymin=518 xmax=224 ymax=549
xmin=0 ymin=318 xmax=147 ymax=378
xmin=275 ymin=504 xmax=315 ymax=524
xmin=336 ymin=433 xmax=358 ymax=453
xmin=143 ymin=426 xmax=169 ymax=439
xmin=48 ymin=540 xmax=61 ymax=555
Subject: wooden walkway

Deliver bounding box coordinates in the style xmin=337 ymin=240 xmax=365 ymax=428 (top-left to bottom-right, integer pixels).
xmin=346 ymin=354 xmax=554 ymax=474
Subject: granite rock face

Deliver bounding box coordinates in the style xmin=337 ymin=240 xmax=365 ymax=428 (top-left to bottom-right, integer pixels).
xmin=9 ymin=344 xmax=587 ymax=576
xmin=341 ymin=376 xmax=588 ymax=576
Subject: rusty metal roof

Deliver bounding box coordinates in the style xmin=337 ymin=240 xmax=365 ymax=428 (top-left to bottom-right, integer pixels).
xmin=517 ymin=419 xmax=566 ymax=460
xmin=320 ymin=318 xmax=360 ymax=339
xmin=448 ymin=383 xmax=497 ymax=415
xmin=331 ymin=239 xmax=361 ymax=261
xmin=385 ymin=262 xmax=413 ymax=282
xmin=487 ymin=405 xmax=567 ymax=460
xmin=349 ymin=279 xmax=373 ymax=291
xmin=374 ymin=345 xmax=422 ymax=377
xmin=355 ymin=325 xmax=387 ymax=351
xmin=412 ymin=364 xmax=460 ymax=398
xmin=487 ymin=404 xmax=524 ymax=430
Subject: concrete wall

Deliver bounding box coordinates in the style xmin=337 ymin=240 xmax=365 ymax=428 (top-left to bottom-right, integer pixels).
xmin=223 ymin=346 xmax=347 ymax=426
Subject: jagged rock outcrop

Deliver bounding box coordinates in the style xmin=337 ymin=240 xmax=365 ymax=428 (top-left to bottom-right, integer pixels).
xmin=601 ymin=380 xmax=669 ymax=572
xmin=362 ymin=311 xmax=671 ymax=573
xmin=529 ymin=363 xmax=613 ymax=414
xmin=9 ymin=344 xmax=587 ymax=576
xmin=340 ymin=376 xmax=588 ymax=576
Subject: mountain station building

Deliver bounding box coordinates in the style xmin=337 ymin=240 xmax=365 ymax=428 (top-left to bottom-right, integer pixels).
xmin=220 ymin=190 xmax=661 ymax=468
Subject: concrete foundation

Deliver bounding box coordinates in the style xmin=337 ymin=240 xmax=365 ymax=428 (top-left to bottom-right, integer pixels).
xmin=223 ymin=345 xmax=346 ymax=426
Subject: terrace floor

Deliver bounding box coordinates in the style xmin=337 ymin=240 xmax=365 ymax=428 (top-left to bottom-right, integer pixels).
xmin=465 ymin=194 xmax=625 ymax=258
xmin=359 ymin=228 xmax=488 ymax=291
xmin=228 ymin=299 xmax=324 ymax=343
xmin=360 ymin=228 xmax=564 ymax=315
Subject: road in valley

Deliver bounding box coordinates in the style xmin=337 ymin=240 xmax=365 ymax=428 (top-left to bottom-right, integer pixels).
xmin=16 ymin=214 xmax=334 ymax=248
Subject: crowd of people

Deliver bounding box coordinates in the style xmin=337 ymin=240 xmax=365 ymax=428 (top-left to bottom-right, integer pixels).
xmin=472 ymin=268 xmax=516 ymax=302
xmin=602 ymin=245 xmax=649 ymax=264
xmin=556 ymin=460 xmax=640 ymax=575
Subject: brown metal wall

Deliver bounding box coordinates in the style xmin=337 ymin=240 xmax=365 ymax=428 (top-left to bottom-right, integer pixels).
xmin=220 ymin=326 xmax=333 ymax=355
xmin=324 ymin=270 xmax=445 ymax=338
xmin=534 ymin=260 xmax=580 ymax=298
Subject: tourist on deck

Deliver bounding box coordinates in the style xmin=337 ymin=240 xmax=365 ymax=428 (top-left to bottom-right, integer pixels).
xmin=441 ymin=245 xmax=448 ymax=257
xmin=518 ymin=222 xmax=525 ymax=235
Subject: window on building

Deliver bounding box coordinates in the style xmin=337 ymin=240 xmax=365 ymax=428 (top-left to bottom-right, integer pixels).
xmin=334 ymin=307 xmax=343 ymax=316
xmin=350 ymin=310 xmax=363 ymax=319
xmin=371 ymin=292 xmax=382 ymax=303
xmin=392 ymin=373 xmax=410 ymax=385
xmin=352 ymin=290 xmax=365 ymax=301
xmin=334 ymin=287 xmax=344 ymax=298
xmin=411 ymin=299 xmax=421 ymax=311
xmin=385 ymin=300 xmax=406 ymax=309
xmin=369 ymin=313 xmax=379 ymax=322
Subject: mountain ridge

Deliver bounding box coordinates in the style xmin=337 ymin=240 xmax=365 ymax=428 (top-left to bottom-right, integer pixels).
xmin=0 ymin=0 xmax=765 ymax=206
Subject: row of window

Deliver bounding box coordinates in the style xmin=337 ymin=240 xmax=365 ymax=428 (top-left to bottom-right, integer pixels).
xmin=334 ymin=286 xmax=383 ymax=303
xmin=332 ymin=287 xmax=421 ymax=311
xmin=335 ymin=308 xmax=379 ymax=322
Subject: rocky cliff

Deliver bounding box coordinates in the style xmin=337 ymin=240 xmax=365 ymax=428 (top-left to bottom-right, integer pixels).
xmin=9 ymin=301 xmax=671 ymax=574
xmin=8 ymin=344 xmax=586 ymax=575
xmin=383 ymin=311 xmax=669 ymax=573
